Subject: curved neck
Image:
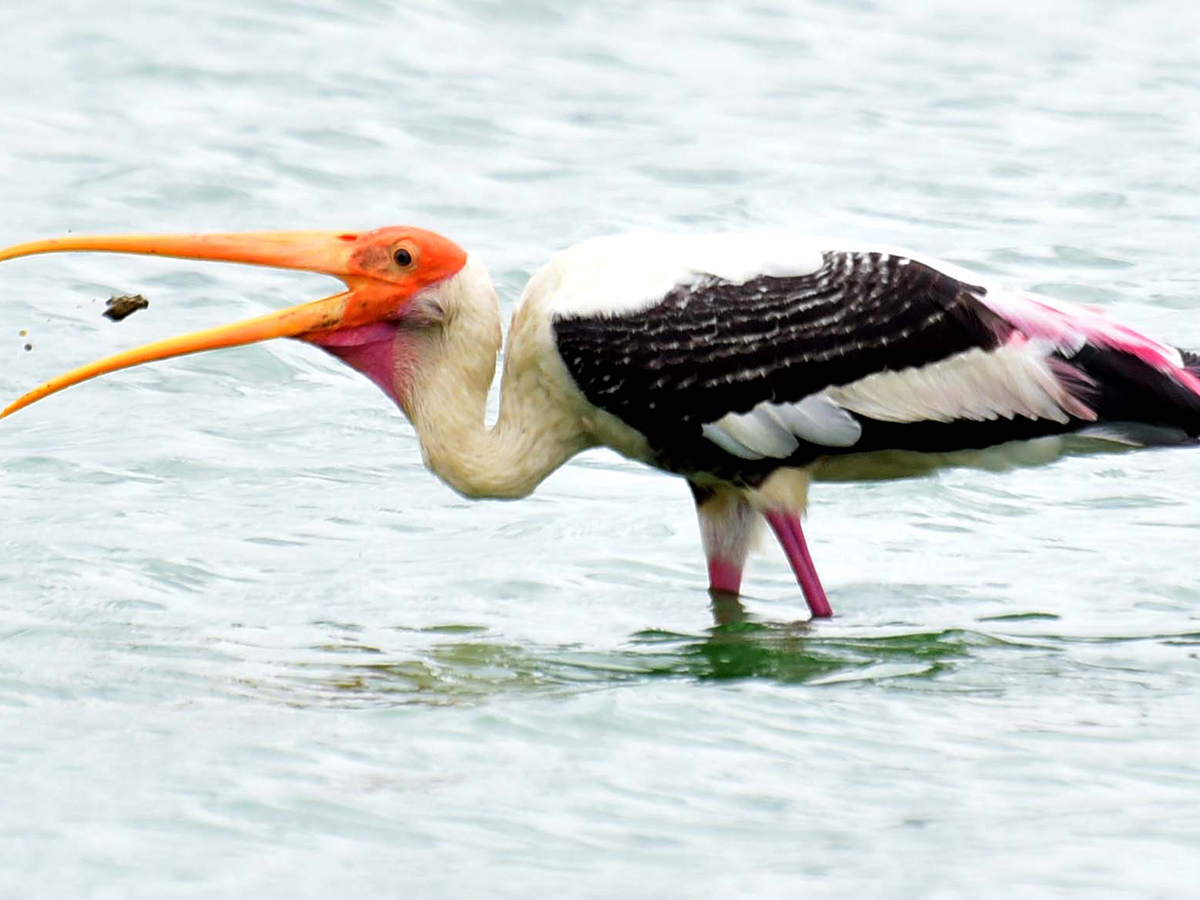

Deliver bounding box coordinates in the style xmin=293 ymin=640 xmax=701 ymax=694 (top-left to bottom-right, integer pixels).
xmin=404 ymin=329 xmax=592 ymax=501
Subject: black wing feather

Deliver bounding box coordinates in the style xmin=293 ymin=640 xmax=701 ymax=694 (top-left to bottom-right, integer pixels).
xmin=555 ymin=250 xmax=1200 ymax=483
xmin=554 ymin=251 xmax=1009 ymax=472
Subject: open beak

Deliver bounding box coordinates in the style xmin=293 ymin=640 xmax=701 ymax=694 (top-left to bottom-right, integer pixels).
xmin=0 ymin=229 xmax=437 ymax=418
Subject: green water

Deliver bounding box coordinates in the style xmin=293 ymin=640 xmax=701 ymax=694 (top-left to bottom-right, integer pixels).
xmin=2 ymin=1 xmax=1199 ymax=896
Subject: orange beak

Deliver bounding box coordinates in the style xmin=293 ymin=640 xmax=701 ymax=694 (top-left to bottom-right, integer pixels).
xmin=0 ymin=227 xmax=467 ymax=418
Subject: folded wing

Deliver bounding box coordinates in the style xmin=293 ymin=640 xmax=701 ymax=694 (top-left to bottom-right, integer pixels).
xmin=550 ymin=239 xmax=1200 ymax=478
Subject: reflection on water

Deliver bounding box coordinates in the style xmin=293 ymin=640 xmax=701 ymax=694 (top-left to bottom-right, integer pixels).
xmin=230 ymin=587 xmax=1200 ymax=710
xmin=247 ymin=613 xmax=1022 ymax=709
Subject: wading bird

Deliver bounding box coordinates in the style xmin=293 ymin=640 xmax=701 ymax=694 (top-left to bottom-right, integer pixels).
xmin=4 ymin=228 xmax=1200 ymax=618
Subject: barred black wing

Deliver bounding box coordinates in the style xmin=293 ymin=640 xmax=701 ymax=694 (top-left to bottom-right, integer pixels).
xmin=553 ymin=250 xmax=1031 ymax=478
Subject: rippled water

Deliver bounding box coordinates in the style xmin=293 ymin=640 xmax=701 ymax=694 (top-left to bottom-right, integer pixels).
xmin=3 ymin=1 xmax=1199 ymax=896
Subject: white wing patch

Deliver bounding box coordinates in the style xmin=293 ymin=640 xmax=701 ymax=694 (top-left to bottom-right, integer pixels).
xmin=768 ymin=395 xmax=865 ymax=446
xmin=828 ymin=341 xmax=1093 ymax=425
xmin=701 ymin=340 xmax=1095 ymax=460
xmin=702 ymin=396 xmax=862 ymax=460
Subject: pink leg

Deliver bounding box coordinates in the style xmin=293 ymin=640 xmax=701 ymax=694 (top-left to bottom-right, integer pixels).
xmin=764 ymin=510 xmax=833 ymax=618
xmin=707 ymin=557 xmax=743 ymax=594
xmin=689 ymin=480 xmax=753 ymax=596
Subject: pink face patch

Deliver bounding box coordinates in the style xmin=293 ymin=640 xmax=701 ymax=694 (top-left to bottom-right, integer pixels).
xmin=304 ymin=322 xmax=412 ymax=407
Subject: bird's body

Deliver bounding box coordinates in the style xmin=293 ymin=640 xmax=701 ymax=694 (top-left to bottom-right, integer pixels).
xmin=4 ymin=227 xmax=1199 ymax=620
xmin=490 ymin=233 xmax=1200 ymax=613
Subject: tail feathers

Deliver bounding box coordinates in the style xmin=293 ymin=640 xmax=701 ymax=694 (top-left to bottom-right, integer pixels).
xmin=1070 ymin=345 xmax=1200 ymax=438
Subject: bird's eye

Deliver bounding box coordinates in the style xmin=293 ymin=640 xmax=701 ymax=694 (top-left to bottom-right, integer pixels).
xmin=393 ymin=247 xmax=414 ymax=268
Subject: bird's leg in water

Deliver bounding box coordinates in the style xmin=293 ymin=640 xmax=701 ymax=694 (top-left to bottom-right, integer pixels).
xmin=689 ymin=481 xmax=755 ymax=595
xmin=708 ymin=590 xmax=749 ymax=626
xmin=765 ymin=511 xmax=833 ymax=618
xmin=707 ymin=557 xmax=743 ymax=594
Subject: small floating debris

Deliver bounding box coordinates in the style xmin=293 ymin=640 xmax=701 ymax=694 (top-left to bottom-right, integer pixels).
xmin=24 ymin=343 xmax=32 ymax=351
xmin=103 ymin=293 xmax=149 ymax=322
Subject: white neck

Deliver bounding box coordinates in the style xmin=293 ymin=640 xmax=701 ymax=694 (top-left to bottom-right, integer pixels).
xmin=402 ymin=262 xmax=593 ymax=499
xmin=407 ymin=362 xmax=589 ymax=500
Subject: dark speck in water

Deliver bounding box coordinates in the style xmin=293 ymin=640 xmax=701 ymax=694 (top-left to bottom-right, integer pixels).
xmin=103 ymin=294 xmax=150 ymax=321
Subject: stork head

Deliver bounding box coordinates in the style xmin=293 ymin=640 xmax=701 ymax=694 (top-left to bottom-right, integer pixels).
xmin=0 ymin=227 xmax=496 ymax=419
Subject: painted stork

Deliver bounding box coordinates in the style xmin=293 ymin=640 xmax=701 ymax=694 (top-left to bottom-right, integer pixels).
xmin=4 ymin=228 xmax=1200 ymax=619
